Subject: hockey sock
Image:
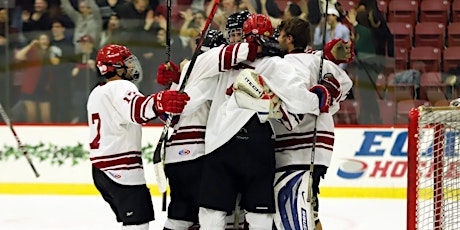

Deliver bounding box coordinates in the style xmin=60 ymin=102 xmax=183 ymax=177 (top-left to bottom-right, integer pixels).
xmin=121 ymin=223 xmax=149 ymax=230
xmin=198 ymin=207 xmax=227 ymax=230
xmin=164 ymin=218 xmax=194 ymax=229
xmin=245 ymin=212 xmax=274 ymax=230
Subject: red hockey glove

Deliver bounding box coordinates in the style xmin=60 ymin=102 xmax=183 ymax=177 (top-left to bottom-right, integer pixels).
xmin=323 ymin=38 xmax=354 ymax=64
xmin=153 ymin=90 xmax=190 ymax=114
xmin=320 ymin=73 xmax=341 ymax=100
xmin=310 ymin=85 xmax=331 ymax=113
xmin=157 ymin=61 xmax=180 ymax=86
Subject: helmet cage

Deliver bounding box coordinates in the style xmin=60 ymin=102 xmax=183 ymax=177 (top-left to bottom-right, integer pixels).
xmin=122 ymin=54 xmax=142 ymax=81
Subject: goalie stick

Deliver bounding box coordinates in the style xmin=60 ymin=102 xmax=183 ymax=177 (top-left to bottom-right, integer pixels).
xmin=306 ymin=1 xmax=331 ymax=229
xmin=152 ymin=0 xmax=221 ymax=200
xmin=0 ymin=103 xmax=40 ymax=177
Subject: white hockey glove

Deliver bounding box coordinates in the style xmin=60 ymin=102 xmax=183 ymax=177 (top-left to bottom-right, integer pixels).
xmin=233 ymin=69 xmax=283 ymax=122
xmin=450 ymin=98 xmax=460 ymax=107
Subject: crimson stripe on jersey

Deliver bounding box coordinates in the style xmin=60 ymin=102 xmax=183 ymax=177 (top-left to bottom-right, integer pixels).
xmin=176 ymin=125 xmax=207 ymax=131
xmin=166 ymin=140 xmax=205 ymax=147
xmin=169 ymin=130 xmax=205 ymax=141
xmin=141 ymin=95 xmax=154 ymax=121
xmin=246 ymin=43 xmax=257 ymax=62
xmin=90 ymin=151 xmax=141 ymax=160
xmin=276 ymin=143 xmax=334 ymax=152
xmin=103 ymin=165 xmax=144 ymax=171
xmin=131 ymin=95 xmax=149 ymax=123
xmin=275 ymin=133 xmax=334 ymax=149
xmin=232 ymin=43 xmax=241 ymax=66
xmin=92 ymin=155 xmax=143 ymax=169
xmin=223 ymin=44 xmax=235 ymax=70
xmin=276 ymin=130 xmax=334 ymax=139
xmin=218 ymin=46 xmax=225 ymax=72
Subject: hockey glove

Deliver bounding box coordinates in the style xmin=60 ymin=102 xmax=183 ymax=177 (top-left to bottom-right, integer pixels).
xmin=153 ymin=90 xmax=190 ymax=114
xmin=260 ymin=37 xmax=285 ymax=57
xmin=320 ymin=73 xmax=341 ymax=100
xmin=323 ymin=38 xmax=354 ymax=64
xmin=159 ymin=113 xmax=180 ymax=127
xmin=310 ymin=85 xmax=331 ymax=113
xmin=157 ymin=61 xmax=180 ymax=86
xmin=233 ymin=69 xmax=283 ymax=122
xmin=450 ymin=98 xmax=460 ymax=107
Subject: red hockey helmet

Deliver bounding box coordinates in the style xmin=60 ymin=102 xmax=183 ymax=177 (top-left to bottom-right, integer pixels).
xmin=242 ymin=14 xmax=273 ymax=39
xmin=96 ymin=44 xmax=143 ymax=81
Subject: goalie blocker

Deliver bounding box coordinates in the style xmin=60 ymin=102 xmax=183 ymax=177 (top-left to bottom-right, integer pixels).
xmin=232 ymin=69 xmax=283 ymax=122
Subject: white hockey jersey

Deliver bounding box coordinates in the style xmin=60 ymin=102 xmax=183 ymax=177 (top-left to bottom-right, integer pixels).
xmin=205 ymin=55 xmax=321 ymax=154
xmin=87 ymin=80 xmax=158 ymax=185
xmin=272 ymin=53 xmax=353 ymax=169
xmin=164 ymin=43 xmax=257 ymax=164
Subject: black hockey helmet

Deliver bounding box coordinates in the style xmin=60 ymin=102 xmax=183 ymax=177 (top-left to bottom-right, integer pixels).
xmin=225 ymin=10 xmax=251 ymax=43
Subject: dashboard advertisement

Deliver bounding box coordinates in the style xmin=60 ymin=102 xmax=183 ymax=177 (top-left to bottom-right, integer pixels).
xmin=0 ymin=125 xmax=423 ymax=198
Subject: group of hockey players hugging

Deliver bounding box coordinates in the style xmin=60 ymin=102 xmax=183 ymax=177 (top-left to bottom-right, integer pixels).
xmin=87 ymin=8 xmax=354 ymax=230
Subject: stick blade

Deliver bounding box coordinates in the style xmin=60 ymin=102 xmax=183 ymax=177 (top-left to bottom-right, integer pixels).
xmin=153 ymin=163 xmax=167 ymax=193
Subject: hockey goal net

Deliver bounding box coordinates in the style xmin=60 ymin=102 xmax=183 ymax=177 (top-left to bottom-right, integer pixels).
xmin=407 ymin=106 xmax=460 ymax=230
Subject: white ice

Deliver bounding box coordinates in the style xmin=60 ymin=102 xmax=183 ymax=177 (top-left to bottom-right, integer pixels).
xmin=0 ymin=195 xmax=406 ymax=230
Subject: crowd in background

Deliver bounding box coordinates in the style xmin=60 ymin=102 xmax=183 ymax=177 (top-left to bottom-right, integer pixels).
xmin=0 ymin=0 xmax=457 ymax=124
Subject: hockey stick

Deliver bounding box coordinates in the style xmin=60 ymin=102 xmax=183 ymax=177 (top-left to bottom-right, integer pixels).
xmin=152 ymin=0 xmax=221 ymax=195
xmin=158 ymin=0 xmax=173 ymax=212
xmin=0 ymin=103 xmax=39 ymax=177
xmin=306 ymin=1 xmax=330 ymax=229
xmin=165 ymin=0 xmax=171 ymax=64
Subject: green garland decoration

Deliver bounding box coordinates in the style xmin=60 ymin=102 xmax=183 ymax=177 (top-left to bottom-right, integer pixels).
xmin=0 ymin=142 xmax=156 ymax=166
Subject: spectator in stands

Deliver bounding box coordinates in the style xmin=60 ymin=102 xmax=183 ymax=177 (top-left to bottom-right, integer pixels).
xmin=0 ymin=8 xmax=20 ymax=109
xmin=207 ymin=0 xmax=241 ymax=32
xmin=96 ymin=0 xmax=126 ymax=21
xmin=245 ymin=0 xmax=305 ymax=27
xmin=70 ymin=34 xmax=99 ymax=123
xmin=61 ymin=0 xmax=103 ymax=52
xmin=22 ymin=0 xmax=53 ymax=42
xmin=250 ymin=0 xmax=282 ymax=18
xmin=15 ymin=32 xmax=61 ymax=123
xmin=115 ymin=0 xmax=153 ymax=33
xmin=358 ymin=0 xmax=393 ymax=57
xmin=114 ymin=0 xmax=156 ymax=60
xmin=99 ymin=13 xmax=122 ymax=48
xmin=179 ymin=9 xmax=206 ymax=54
xmin=313 ymin=7 xmax=350 ymax=49
xmin=50 ymin=20 xmax=75 ymax=122
xmin=347 ymin=8 xmax=382 ymax=124
xmin=308 ymin=0 xmax=323 ymax=50
xmin=335 ymin=1 xmax=354 ymax=38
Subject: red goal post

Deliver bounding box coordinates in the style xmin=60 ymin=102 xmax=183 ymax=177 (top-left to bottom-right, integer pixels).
xmin=407 ymin=106 xmax=460 ymax=230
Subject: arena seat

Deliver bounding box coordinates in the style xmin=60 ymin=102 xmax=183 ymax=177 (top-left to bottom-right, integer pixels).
xmin=414 ymin=22 xmax=445 ymax=50
xmin=410 ymin=46 xmax=442 ymax=72
xmin=419 ymin=0 xmax=450 ymax=24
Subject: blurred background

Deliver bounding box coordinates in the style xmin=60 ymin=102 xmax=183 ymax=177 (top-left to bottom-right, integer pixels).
xmin=0 ymin=0 xmax=457 ymax=125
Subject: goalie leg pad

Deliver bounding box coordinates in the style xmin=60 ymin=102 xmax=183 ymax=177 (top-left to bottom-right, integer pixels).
xmin=274 ymin=170 xmax=316 ymax=230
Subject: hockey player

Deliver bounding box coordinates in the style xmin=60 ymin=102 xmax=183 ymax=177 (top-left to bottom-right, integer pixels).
xmin=197 ymin=14 xmax=321 ymax=229
xmin=273 ymin=17 xmax=353 ymax=230
xmin=156 ymin=30 xmax=259 ymax=229
xmin=225 ymin=10 xmax=251 ymax=44
xmin=87 ymin=44 xmax=190 ymax=230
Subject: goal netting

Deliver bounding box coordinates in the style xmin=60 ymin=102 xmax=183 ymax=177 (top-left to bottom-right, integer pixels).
xmin=407 ymin=106 xmax=460 ymax=230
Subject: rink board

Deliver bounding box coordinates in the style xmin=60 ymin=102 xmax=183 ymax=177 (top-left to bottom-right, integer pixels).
xmin=0 ymin=125 xmax=411 ymax=198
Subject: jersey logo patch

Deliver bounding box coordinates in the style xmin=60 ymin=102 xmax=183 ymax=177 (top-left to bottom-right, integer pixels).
xmin=108 ymin=171 xmax=122 ymax=179
xmin=178 ymin=149 xmax=190 ymax=156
